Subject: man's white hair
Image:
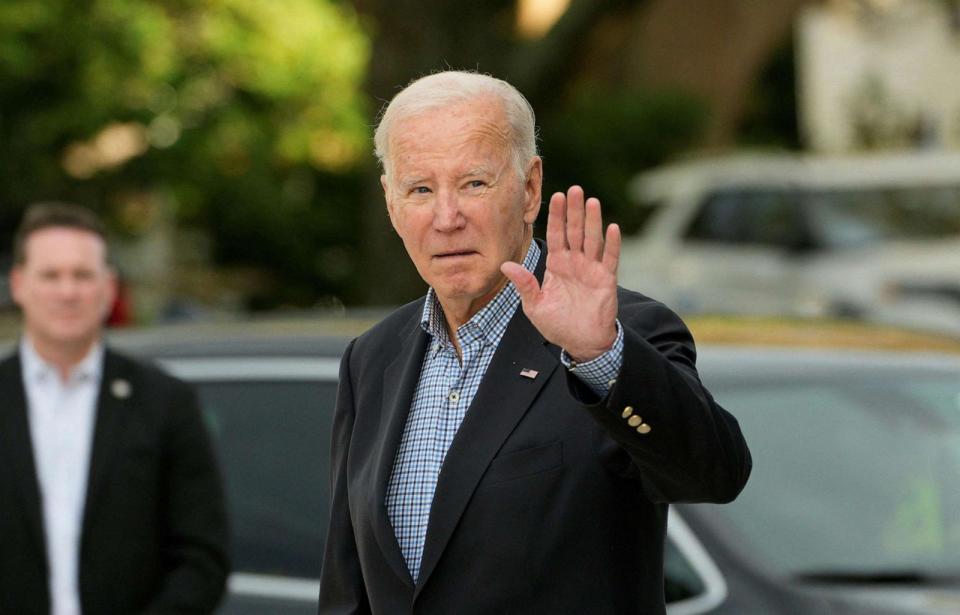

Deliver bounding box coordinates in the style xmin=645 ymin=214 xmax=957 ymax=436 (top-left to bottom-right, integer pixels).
xmin=374 ymin=70 xmax=538 ymax=179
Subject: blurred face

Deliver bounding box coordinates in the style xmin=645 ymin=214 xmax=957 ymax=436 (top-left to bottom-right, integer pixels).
xmin=11 ymin=227 xmax=116 ymax=355
xmin=382 ymin=97 xmax=542 ymax=322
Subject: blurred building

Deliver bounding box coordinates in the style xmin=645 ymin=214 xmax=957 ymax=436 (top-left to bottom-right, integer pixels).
xmin=799 ymin=0 xmax=960 ymax=152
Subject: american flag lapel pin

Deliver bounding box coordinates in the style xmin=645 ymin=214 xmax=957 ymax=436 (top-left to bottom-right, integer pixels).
xmin=519 ymin=368 xmax=539 ymax=379
xmin=111 ymin=378 xmax=131 ymax=399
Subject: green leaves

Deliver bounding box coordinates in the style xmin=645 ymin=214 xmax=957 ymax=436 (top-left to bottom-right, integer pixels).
xmin=1 ymin=0 xmax=371 ymax=311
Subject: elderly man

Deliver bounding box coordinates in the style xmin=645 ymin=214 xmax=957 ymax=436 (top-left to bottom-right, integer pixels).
xmin=0 ymin=203 xmax=229 ymax=615
xmin=319 ymin=71 xmax=751 ymax=615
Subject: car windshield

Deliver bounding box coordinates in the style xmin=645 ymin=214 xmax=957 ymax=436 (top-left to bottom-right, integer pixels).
xmin=707 ymin=369 xmax=960 ymax=581
xmin=806 ymin=184 xmax=960 ymax=249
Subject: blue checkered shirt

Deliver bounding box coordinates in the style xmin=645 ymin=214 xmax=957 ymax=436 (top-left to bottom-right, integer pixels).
xmin=385 ymin=240 xmax=624 ymax=581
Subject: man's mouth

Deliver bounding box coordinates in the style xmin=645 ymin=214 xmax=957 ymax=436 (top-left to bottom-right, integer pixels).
xmin=434 ymin=250 xmax=477 ymax=259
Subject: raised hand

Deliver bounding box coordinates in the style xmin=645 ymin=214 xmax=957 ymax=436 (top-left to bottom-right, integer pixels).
xmin=501 ymin=186 xmax=621 ymax=362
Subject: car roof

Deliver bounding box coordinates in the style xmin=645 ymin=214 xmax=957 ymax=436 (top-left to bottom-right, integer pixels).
xmin=4 ymin=313 xmax=958 ymax=368
xmin=630 ymin=151 xmax=960 ymax=201
xmin=687 ymin=315 xmax=960 ymax=354
xmin=687 ymin=315 xmax=960 ymax=379
xmin=103 ymin=314 xmax=379 ymax=359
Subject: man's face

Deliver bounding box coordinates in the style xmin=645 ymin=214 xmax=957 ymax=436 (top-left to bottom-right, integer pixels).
xmin=382 ymin=97 xmax=542 ymax=318
xmin=11 ymin=227 xmax=116 ymax=352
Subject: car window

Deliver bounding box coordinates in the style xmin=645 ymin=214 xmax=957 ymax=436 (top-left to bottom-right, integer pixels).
xmin=196 ymin=380 xmax=337 ymax=579
xmin=709 ymin=374 xmax=960 ymax=579
xmin=685 ymin=189 xmax=802 ymax=248
xmin=806 ymin=184 xmax=960 ymax=249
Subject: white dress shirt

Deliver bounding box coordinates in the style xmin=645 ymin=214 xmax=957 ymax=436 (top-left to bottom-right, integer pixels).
xmin=21 ymin=338 xmax=104 ymax=615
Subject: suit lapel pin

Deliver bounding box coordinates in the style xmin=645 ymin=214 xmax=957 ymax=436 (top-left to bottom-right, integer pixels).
xmin=520 ymin=368 xmax=539 ymax=379
xmin=111 ymin=378 xmax=131 ymax=399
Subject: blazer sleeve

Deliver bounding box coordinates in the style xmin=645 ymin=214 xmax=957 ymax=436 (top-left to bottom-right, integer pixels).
xmin=142 ymin=379 xmax=230 ymax=614
xmin=580 ymin=296 xmax=752 ymax=504
xmin=318 ymin=339 xmax=372 ymax=614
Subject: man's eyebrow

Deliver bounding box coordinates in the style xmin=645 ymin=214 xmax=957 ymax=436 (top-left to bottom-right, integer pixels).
xmin=398 ymin=176 xmax=429 ymax=188
xmin=459 ymin=165 xmax=501 ymax=180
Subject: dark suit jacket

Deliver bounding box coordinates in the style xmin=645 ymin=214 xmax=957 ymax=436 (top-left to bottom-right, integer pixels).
xmin=319 ymin=247 xmax=751 ymax=615
xmin=0 ymin=347 xmax=229 ymax=615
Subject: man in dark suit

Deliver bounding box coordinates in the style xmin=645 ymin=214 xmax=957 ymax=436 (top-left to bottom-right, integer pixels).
xmin=0 ymin=203 xmax=229 ymax=614
xmin=319 ymin=71 xmax=751 ymax=615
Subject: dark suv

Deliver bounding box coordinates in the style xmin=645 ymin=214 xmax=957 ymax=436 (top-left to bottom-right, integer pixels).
xmin=107 ymin=316 xmax=960 ymax=614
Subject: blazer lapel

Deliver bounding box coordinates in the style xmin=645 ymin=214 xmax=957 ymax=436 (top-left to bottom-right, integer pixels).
xmin=415 ymin=307 xmax=558 ymax=594
xmin=370 ymin=313 xmax=430 ymax=588
xmin=81 ymin=350 xmax=131 ymax=533
xmin=0 ymin=354 xmax=46 ymax=561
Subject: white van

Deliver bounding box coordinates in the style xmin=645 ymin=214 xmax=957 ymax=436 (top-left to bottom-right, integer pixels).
xmin=618 ymin=151 xmax=960 ymax=334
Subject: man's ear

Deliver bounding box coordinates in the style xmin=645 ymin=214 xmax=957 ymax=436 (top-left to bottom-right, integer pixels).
xmin=522 ymin=156 xmax=543 ymax=224
xmin=103 ymin=268 xmax=119 ymax=318
xmin=9 ymin=266 xmax=23 ymax=308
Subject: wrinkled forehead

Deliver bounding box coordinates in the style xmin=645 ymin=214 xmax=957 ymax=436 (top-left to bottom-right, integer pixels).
xmin=387 ymin=98 xmax=513 ymax=170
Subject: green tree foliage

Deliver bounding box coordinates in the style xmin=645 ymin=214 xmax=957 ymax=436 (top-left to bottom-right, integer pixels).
xmin=2 ymin=0 xmax=725 ymax=310
xmin=0 ymin=0 xmax=370 ymax=310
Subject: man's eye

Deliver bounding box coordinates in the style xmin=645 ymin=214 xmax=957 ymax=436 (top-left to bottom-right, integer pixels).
xmin=411 ymin=186 xmax=431 ymax=194
xmin=466 ymin=180 xmax=486 ymax=189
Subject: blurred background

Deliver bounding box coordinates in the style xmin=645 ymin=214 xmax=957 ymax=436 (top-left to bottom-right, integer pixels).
xmin=2 ymin=0 xmax=959 ymax=333
xmin=5 ymin=4 xmax=960 ymax=612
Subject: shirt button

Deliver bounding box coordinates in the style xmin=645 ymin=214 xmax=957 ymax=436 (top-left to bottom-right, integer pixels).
xmin=449 ymin=390 xmax=460 ymax=402
xmin=621 ymin=406 xmax=634 ymax=419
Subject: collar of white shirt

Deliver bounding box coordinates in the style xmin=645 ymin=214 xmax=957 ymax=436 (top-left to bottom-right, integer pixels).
xmin=20 ymin=336 xmax=104 ymax=387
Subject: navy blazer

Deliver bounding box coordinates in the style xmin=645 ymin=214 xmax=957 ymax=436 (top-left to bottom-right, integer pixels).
xmin=0 ymin=348 xmax=229 ymax=615
xmin=319 ymin=245 xmax=751 ymax=614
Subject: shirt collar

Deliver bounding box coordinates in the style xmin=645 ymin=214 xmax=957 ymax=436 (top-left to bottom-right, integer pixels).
xmin=20 ymin=336 xmax=105 ymax=386
xmin=420 ymin=240 xmax=541 ymax=348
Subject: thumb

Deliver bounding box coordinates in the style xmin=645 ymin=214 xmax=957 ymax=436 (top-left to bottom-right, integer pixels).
xmin=501 ymin=261 xmax=540 ymax=306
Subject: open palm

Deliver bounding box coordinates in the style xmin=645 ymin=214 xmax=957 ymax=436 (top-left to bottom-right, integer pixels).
xmin=502 ymin=186 xmax=620 ymax=362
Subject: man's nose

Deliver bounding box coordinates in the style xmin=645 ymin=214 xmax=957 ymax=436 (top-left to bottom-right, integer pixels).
xmin=55 ymin=276 xmax=82 ymax=298
xmin=433 ymin=190 xmax=466 ymax=232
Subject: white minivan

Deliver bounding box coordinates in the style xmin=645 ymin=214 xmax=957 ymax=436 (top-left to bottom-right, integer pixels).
xmin=618 ymin=151 xmax=960 ymax=334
